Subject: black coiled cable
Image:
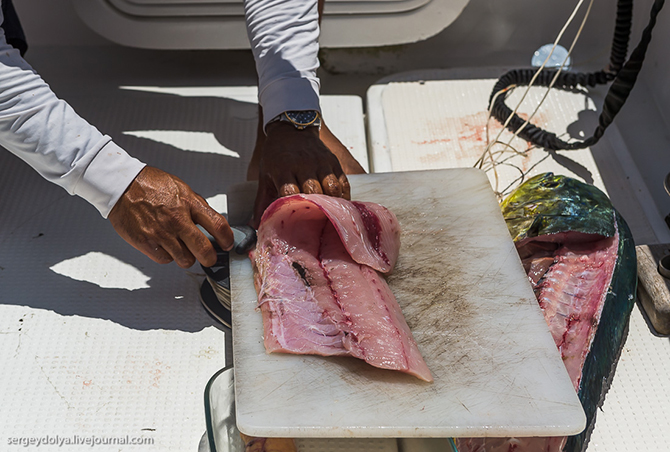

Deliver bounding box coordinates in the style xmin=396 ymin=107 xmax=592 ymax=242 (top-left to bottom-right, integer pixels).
xmin=488 ymin=0 xmax=665 ymax=151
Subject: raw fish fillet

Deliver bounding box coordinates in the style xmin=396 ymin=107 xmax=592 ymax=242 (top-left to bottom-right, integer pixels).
xmin=250 ymin=194 xmax=433 ymax=382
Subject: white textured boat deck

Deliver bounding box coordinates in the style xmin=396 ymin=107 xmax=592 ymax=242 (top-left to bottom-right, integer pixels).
xmin=368 ymin=69 xmax=670 ymax=452
xmin=1 ymin=48 xmax=669 ymax=452
xmin=0 ymin=47 xmax=371 ymax=452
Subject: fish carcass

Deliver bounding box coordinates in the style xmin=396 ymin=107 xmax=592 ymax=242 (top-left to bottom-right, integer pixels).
xmin=456 ymin=173 xmax=637 ymax=452
xmin=250 ymin=193 xmax=433 ymax=383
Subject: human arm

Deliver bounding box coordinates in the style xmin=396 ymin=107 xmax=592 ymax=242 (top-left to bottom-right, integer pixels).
xmin=244 ymin=0 xmax=322 ymax=130
xmin=0 ymin=17 xmax=232 ymax=267
xmin=243 ymin=0 xmax=364 ymax=226
xmin=0 ymin=31 xmax=145 ymax=217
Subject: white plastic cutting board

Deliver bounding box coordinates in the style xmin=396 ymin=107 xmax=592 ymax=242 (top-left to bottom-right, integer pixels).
xmin=230 ymin=168 xmax=585 ymax=438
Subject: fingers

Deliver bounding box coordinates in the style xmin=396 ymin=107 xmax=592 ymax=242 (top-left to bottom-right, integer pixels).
xmin=294 ymin=159 xmax=346 ymax=198
xmin=157 ymin=193 xmax=233 ymax=268
xmin=108 ymin=167 xmax=235 ymax=268
xmin=250 ymin=125 xmax=355 ymax=228
xmin=315 ymin=160 xmax=347 ymax=198
xmin=192 ymin=200 xmax=235 ymax=253
xmin=178 ymin=228 xmax=216 ymax=268
xmin=301 ymin=178 xmax=323 ymax=195
xmin=151 ymin=196 xmax=228 ymax=268
xmin=275 ymin=172 xmax=301 ymax=198
xmin=140 ymin=244 xmax=174 ymax=265
xmin=175 ymin=194 xmax=237 ymax=267
xmin=318 ymin=173 xmax=342 ymax=198
xmin=135 ymin=223 xmax=201 ymax=269
xmin=278 ymin=183 xmax=301 ymax=197
xmin=148 ymin=216 xmax=222 ymax=269
xmin=161 ymin=236 xmax=198 ymax=269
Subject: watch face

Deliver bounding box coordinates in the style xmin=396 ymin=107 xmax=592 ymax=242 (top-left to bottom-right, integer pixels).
xmin=285 ymin=110 xmax=319 ymax=127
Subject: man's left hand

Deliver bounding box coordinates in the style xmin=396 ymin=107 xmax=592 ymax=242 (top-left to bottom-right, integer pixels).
xmin=108 ymin=166 xmax=234 ymax=268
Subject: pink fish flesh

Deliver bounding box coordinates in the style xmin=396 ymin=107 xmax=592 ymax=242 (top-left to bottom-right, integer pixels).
xmin=250 ymin=194 xmax=433 ymax=382
xmin=455 ymin=228 xmax=619 ymax=451
xmin=520 ymin=233 xmax=618 ymax=390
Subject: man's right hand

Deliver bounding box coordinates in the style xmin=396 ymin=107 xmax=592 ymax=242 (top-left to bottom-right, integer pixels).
xmin=250 ymin=122 xmax=350 ymax=228
xmin=108 ymin=166 xmax=234 ymax=268
xmin=249 ymin=121 xmax=366 ymax=228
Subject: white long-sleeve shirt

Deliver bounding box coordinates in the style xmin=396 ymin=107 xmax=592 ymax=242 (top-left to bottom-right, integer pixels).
xmin=0 ymin=6 xmax=146 ymax=218
xmin=0 ymin=0 xmax=321 ymax=217
xmin=245 ymin=0 xmax=321 ymax=126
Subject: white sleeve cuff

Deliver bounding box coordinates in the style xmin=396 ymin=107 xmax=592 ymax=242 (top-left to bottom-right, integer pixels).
xmin=72 ymin=139 xmax=146 ymax=218
xmin=260 ymin=76 xmax=321 ymax=129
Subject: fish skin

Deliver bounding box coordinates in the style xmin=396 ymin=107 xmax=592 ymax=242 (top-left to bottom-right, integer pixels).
xmin=501 ymin=173 xmax=616 ymax=244
xmin=456 ymin=173 xmax=636 ymax=452
xmin=252 ymin=194 xmax=432 ymax=382
xmin=564 ymin=209 xmax=636 ymax=452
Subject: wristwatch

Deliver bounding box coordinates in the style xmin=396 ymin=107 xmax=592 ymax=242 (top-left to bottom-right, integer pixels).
xmin=268 ymin=110 xmax=321 ymax=130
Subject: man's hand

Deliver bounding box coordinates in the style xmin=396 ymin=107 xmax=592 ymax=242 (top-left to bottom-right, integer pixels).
xmin=108 ymin=166 xmax=234 ymax=268
xmin=251 ymin=122 xmax=353 ymax=227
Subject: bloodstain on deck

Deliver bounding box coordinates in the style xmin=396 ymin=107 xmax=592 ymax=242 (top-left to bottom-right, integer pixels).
xmin=413 ymin=111 xmax=549 ymax=168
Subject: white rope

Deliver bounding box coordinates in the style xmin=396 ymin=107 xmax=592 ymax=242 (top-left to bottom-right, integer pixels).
xmin=506 ymin=0 xmax=596 ymax=145
xmin=478 ymin=0 xmax=595 ymax=197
